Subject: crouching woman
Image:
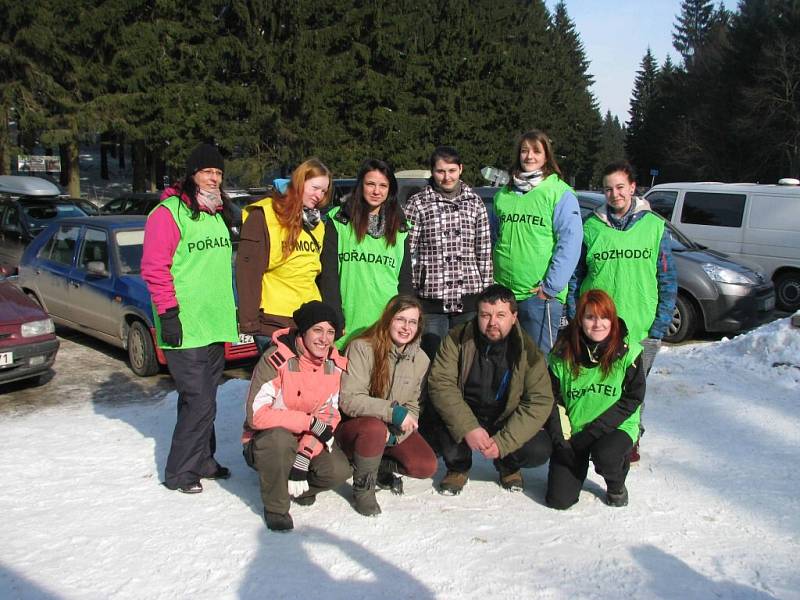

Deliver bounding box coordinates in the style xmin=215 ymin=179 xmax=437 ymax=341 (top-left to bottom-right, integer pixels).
xmin=336 ymin=296 xmax=438 ymax=516
xmin=242 ymin=301 xmax=351 ymax=532
xmin=546 ymin=289 xmax=645 ymax=509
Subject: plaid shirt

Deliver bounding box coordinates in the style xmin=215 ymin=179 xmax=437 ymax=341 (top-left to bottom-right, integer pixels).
xmin=406 ymin=182 xmax=493 ymax=312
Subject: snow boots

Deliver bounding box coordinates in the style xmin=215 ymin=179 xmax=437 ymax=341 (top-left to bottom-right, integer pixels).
xmin=606 ymin=485 xmax=629 ymax=507
xmin=352 ymin=453 xmax=382 ymax=516
xmin=377 ymin=456 xmax=404 ymax=495
xmin=438 ymin=470 xmax=469 ymax=495
xmin=264 ymin=509 xmax=294 ymax=532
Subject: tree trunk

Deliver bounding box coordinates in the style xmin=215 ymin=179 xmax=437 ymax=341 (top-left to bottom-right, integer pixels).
xmin=0 ymin=102 xmax=9 ymax=175
xmin=100 ymin=132 xmax=110 ymax=180
xmin=118 ymin=134 xmax=125 ymax=169
xmin=59 ymin=144 xmax=69 ymax=186
xmin=132 ymin=140 xmax=147 ymax=192
xmin=66 ymin=140 xmax=80 ymax=197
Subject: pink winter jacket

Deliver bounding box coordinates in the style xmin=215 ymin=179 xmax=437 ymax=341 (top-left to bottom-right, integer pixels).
xmin=242 ymin=328 xmax=347 ymax=459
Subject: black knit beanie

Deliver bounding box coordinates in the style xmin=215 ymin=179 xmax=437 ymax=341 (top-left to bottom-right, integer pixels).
xmin=293 ymin=301 xmax=341 ymax=338
xmin=186 ymin=143 xmax=225 ymax=175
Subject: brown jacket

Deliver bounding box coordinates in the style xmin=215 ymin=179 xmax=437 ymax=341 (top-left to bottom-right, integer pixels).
xmin=235 ymin=206 xmax=294 ymax=337
xmin=339 ymin=338 xmax=429 ymax=445
xmin=427 ymin=320 xmax=553 ymax=457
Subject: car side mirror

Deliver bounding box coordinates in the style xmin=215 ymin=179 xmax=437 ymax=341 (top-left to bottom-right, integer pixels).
xmin=86 ymin=261 xmax=109 ymax=277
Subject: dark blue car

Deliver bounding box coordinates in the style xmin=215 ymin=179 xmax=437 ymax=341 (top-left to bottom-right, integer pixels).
xmin=17 ymin=216 xmax=256 ymax=376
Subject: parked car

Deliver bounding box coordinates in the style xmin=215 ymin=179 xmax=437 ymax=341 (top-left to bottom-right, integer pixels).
xmin=67 ymin=197 xmax=102 ymax=216
xmin=103 ymin=191 xmax=244 ymax=246
xmin=17 ymin=216 xmax=257 ymax=376
xmin=576 ymin=191 xmax=775 ymax=343
xmin=101 ymin=193 xmax=161 ymax=215
xmin=0 ymin=273 xmax=59 ymax=386
xmin=331 ymin=176 xmax=429 ymax=212
xmin=644 ymin=181 xmax=800 ymax=311
xmin=0 ymin=175 xmax=88 ymax=271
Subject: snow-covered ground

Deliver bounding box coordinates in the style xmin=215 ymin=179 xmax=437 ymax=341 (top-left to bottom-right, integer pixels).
xmin=1 ymin=317 xmax=799 ymax=599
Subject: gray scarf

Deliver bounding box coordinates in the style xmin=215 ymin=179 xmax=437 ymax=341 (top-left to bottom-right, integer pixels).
xmin=512 ymin=170 xmax=544 ymax=193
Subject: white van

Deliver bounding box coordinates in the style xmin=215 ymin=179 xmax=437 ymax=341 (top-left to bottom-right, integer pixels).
xmin=644 ymin=181 xmax=800 ymax=311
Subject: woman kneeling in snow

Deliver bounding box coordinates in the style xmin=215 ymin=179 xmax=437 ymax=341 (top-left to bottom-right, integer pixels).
xmin=546 ymin=289 xmax=645 ymax=509
xmin=242 ymin=301 xmax=351 ymax=532
xmin=336 ymin=295 xmax=438 ymax=516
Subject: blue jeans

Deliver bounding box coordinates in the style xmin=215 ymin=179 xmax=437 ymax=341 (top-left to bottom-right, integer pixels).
xmin=516 ymin=296 xmax=563 ymax=356
xmin=420 ymin=310 xmax=475 ymax=360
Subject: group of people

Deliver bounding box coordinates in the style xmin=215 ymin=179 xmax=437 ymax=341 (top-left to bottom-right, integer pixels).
xmin=141 ymin=132 xmax=676 ymax=532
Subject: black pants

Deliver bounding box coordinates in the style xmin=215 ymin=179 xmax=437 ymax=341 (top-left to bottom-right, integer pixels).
xmin=163 ymin=343 xmax=225 ymax=488
xmin=420 ymin=407 xmax=552 ymax=474
xmin=546 ymin=429 xmax=633 ymax=510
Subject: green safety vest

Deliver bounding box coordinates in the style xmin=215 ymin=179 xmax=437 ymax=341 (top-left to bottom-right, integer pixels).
xmin=549 ymin=340 xmax=642 ymax=443
xmin=329 ymin=206 xmax=408 ymax=349
xmin=152 ymin=196 xmax=238 ymax=349
xmin=581 ymin=213 xmax=664 ymax=343
xmin=493 ymin=174 xmax=573 ymax=302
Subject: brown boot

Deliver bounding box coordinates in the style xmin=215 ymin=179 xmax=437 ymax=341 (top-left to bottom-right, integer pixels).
xmin=438 ymin=470 xmax=469 ymax=495
xmin=352 ymin=453 xmax=382 ymax=516
xmin=499 ymin=469 xmax=524 ymax=492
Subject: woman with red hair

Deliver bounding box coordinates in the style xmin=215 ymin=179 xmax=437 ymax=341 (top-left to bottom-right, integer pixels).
xmin=236 ymin=158 xmax=333 ymax=352
xmin=546 ymin=289 xmax=645 ymax=509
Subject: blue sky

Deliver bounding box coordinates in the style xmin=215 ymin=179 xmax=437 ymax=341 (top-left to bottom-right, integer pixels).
xmin=546 ymin=0 xmax=682 ymax=123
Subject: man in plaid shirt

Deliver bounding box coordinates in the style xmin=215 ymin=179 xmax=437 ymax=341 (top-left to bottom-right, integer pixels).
xmin=405 ymin=146 xmax=494 ymax=358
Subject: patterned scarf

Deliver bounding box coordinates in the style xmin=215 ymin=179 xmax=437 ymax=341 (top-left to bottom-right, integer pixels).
xmin=512 ymin=170 xmax=544 ymax=193
xmin=196 ymin=188 xmax=222 ymax=212
xmin=302 ymin=207 xmax=321 ymax=229
xmin=366 ymin=207 xmax=386 ymax=238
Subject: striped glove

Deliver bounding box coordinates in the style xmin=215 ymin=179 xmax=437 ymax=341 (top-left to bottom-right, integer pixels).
xmin=287 ymin=452 xmax=311 ymax=497
xmin=310 ymin=417 xmax=334 ymax=452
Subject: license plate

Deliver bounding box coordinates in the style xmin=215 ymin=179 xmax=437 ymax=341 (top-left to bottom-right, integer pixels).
xmin=0 ymin=351 xmax=12 ymax=367
xmin=234 ymin=334 xmax=254 ymax=346
xmin=758 ymin=296 xmax=775 ymax=311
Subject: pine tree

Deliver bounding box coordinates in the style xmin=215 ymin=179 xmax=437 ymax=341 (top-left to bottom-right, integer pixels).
xmin=626 ymin=49 xmax=660 ymax=181
xmin=672 ymin=0 xmax=715 ymax=66
xmin=592 ymin=111 xmax=626 ymax=187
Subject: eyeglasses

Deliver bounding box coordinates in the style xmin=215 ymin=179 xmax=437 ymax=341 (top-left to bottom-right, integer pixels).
xmin=392 ymin=316 xmax=419 ymax=328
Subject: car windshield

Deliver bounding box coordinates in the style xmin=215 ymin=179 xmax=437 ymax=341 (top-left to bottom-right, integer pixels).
xmin=115 ymin=229 xmax=145 ymax=275
xmin=23 ymin=203 xmax=86 ymax=227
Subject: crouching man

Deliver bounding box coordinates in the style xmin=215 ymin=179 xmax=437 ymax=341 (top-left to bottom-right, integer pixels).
xmin=422 ymin=284 xmax=554 ymax=494
xmin=242 ymin=301 xmax=352 ymax=532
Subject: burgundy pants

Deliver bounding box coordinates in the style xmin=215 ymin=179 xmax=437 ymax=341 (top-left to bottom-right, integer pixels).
xmin=336 ymin=416 xmax=438 ymax=479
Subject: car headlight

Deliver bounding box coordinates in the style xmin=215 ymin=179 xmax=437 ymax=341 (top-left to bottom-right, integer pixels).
xmin=701 ymin=263 xmax=757 ymax=285
xmin=21 ymin=318 xmax=55 ymax=337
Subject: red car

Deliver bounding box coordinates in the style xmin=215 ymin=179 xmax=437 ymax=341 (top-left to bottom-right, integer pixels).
xmin=0 ymin=274 xmax=59 ymax=386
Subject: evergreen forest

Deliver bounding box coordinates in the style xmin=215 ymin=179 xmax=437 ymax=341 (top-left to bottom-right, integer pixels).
xmin=1 ymin=0 xmax=797 ymax=196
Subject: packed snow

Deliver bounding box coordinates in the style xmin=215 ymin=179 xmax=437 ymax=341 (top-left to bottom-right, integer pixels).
xmin=1 ymin=317 xmax=799 ymax=599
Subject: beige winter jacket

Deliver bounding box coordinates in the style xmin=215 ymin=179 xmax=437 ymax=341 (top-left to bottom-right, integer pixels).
xmin=339 ymin=338 xmax=429 ymax=445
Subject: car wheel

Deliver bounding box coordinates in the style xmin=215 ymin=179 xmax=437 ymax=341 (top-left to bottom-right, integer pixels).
xmin=128 ymin=320 xmax=159 ymax=377
xmin=664 ymin=295 xmax=696 ymax=344
xmin=774 ymin=271 xmax=800 ymax=312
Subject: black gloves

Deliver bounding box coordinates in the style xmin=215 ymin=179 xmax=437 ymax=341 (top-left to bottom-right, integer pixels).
xmin=568 ymin=430 xmax=595 ymax=454
xmin=553 ymin=442 xmax=577 ymax=468
xmin=159 ymin=307 xmax=183 ymax=347
xmin=309 ymin=417 xmax=334 ymax=451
